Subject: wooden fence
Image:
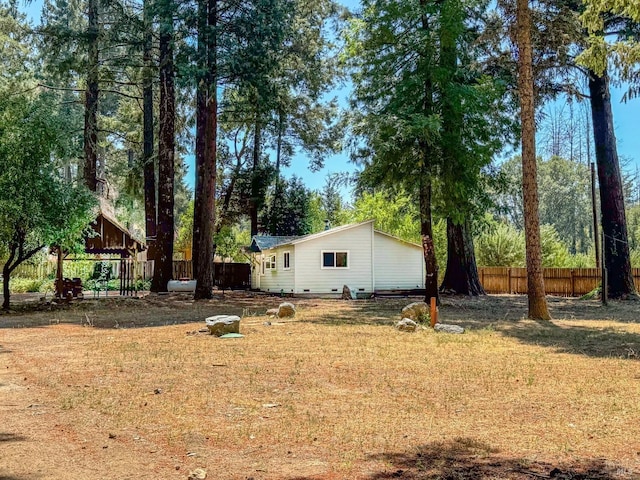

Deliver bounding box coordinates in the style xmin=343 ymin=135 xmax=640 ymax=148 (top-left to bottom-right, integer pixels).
xmin=478 ymin=267 xmax=640 ymax=296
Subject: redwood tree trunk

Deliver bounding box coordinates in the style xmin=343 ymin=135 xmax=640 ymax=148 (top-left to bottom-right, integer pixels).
xmin=84 ymin=0 xmax=99 ymax=192
xmin=516 ymin=0 xmax=550 ymax=320
xmin=151 ymin=3 xmax=175 ymax=293
xmin=142 ymin=0 xmax=156 ymax=260
xmin=192 ymin=0 xmax=208 ymax=280
xmin=420 ymin=175 xmax=439 ymax=304
xmin=440 ymin=218 xmax=485 ymax=295
xmin=194 ymin=0 xmax=217 ymax=300
xmin=588 ymin=68 xmax=635 ymax=299
xmin=418 ymin=1 xmax=439 ymax=306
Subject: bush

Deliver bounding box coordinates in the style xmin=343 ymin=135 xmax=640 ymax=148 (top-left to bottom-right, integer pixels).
xmin=540 ymin=225 xmax=571 ymax=267
xmin=476 ymin=223 xmax=525 ymax=267
xmin=8 ymin=277 xmax=54 ymax=294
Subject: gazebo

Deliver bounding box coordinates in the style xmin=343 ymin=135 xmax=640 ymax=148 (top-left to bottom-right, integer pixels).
xmin=55 ymin=200 xmax=146 ymax=299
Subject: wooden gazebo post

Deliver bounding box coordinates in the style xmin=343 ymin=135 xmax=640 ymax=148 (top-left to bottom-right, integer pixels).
xmin=55 ymin=246 xmax=64 ymax=298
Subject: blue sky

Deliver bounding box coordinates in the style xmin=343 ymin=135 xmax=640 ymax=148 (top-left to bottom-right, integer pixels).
xmin=19 ymin=0 xmax=640 ymax=199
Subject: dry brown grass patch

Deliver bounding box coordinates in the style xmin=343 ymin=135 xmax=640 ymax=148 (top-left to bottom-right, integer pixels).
xmin=1 ymin=294 xmax=639 ymax=479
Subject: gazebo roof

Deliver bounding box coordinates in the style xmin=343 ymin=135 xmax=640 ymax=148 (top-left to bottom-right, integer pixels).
xmin=84 ymin=199 xmax=146 ymax=257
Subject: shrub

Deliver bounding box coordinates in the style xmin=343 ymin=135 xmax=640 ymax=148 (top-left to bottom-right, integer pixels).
xmin=476 ymin=223 xmax=525 ymax=267
xmin=8 ymin=277 xmax=54 ymax=294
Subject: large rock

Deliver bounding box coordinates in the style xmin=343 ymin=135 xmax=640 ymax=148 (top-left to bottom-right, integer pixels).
xmin=188 ymin=468 xmax=207 ymax=479
xmin=277 ymin=302 xmax=296 ymax=318
xmin=205 ymin=315 xmax=241 ymax=336
xmin=401 ymin=302 xmax=430 ymax=323
xmin=266 ymin=308 xmax=279 ymax=316
xmin=434 ymin=323 xmax=464 ymax=334
xmin=342 ymin=285 xmax=357 ymax=300
xmin=396 ymin=318 xmax=418 ymax=332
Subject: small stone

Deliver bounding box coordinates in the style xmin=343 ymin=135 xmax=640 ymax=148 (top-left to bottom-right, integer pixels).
xmin=434 ymin=323 xmax=464 ymax=334
xmin=277 ymin=302 xmax=296 ymax=318
xmin=188 ymin=468 xmax=207 ymax=479
xmin=263 ymin=321 xmax=272 ymax=326
xmin=205 ymin=315 xmax=241 ymax=336
xmin=401 ymin=302 xmax=430 ymax=322
xmin=395 ymin=318 xmax=418 ymax=332
xmin=266 ymin=308 xmax=278 ymax=316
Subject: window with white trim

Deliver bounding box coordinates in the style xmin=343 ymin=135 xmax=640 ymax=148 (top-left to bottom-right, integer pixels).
xmin=264 ymin=254 xmax=276 ymax=271
xmin=283 ymin=251 xmax=291 ymax=270
xmin=321 ymin=251 xmax=348 ymax=268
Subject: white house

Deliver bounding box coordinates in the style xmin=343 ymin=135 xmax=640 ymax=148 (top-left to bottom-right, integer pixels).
xmin=248 ymin=220 xmax=426 ymax=296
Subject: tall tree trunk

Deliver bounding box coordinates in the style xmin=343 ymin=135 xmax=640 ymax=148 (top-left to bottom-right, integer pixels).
xmin=516 ymin=0 xmax=550 ymax=320
xmin=438 ymin=0 xmax=483 ymax=296
xmin=192 ymin=0 xmax=208 ymax=279
xmin=194 ymin=0 xmax=217 ymax=300
xmin=440 ymin=219 xmax=485 ymax=295
xmin=420 ymin=174 xmax=439 ymax=304
xmin=151 ymin=1 xmax=175 ymax=293
xmin=249 ymin=117 xmax=261 ymax=237
xmin=84 ymin=0 xmax=99 ymax=192
xmin=418 ymin=0 xmax=439 ymax=305
xmin=2 ymin=263 xmax=10 ymax=310
xmin=142 ymin=0 xmax=157 ymax=260
xmin=588 ymin=68 xmax=635 ymax=298
xmin=2 ymin=246 xmax=15 ymax=310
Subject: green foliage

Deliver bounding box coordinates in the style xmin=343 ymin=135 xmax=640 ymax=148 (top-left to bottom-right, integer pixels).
xmin=493 ymin=156 xmax=594 ymax=254
xmin=8 ymin=278 xmax=53 ymax=294
xmin=350 ymin=191 xmax=447 ymax=271
xmin=579 ymin=0 xmax=640 ymax=78
xmin=263 ymin=176 xmax=313 ymax=236
xmin=0 ymin=72 xmax=95 ymax=307
xmin=351 ymin=192 xmax=421 ymax=244
xmin=476 ymin=221 xmax=594 ymax=268
xmin=540 ymin=225 xmax=572 ymax=268
xmin=215 ymin=225 xmax=251 ymax=262
xmin=175 ymin=201 xmax=194 ymax=255
xmin=476 ymin=223 xmax=526 ymax=267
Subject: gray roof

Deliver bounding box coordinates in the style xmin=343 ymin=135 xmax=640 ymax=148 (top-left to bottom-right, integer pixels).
xmin=249 ymin=235 xmax=300 ymax=252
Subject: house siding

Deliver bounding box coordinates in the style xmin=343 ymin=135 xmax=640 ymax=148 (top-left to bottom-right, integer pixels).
xmin=294 ymin=223 xmax=373 ymax=294
xmin=374 ymin=232 xmax=425 ymax=290
xmin=256 ymin=246 xmax=296 ymax=293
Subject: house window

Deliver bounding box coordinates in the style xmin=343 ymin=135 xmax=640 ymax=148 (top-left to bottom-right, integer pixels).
xmin=283 ymin=251 xmax=291 ymax=270
xmin=264 ymin=254 xmax=276 ymax=271
xmin=322 ymin=251 xmax=348 ymax=269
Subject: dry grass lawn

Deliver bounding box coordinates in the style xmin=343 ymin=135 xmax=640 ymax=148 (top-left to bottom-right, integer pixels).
xmin=1 ymin=293 xmax=639 ymax=479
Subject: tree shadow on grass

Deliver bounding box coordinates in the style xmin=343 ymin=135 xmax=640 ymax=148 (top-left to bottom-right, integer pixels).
xmin=499 ymin=320 xmax=640 ymax=360
xmin=361 ymin=437 xmax=634 ymax=480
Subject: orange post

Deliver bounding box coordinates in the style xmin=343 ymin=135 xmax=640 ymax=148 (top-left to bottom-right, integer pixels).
xmin=430 ymin=297 xmax=438 ymax=328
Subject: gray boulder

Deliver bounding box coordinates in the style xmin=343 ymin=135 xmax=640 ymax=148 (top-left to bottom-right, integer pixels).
xmin=434 ymin=323 xmax=464 ymax=334
xmin=342 ymin=285 xmax=357 ymax=300
xmin=401 ymin=302 xmax=430 ymax=322
xmin=205 ymin=315 xmax=241 ymax=336
xmin=277 ymin=302 xmax=296 ymax=318
xmin=396 ymin=318 xmax=418 ymax=332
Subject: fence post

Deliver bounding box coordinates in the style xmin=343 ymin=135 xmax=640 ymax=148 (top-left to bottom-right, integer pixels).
xmin=507 ymin=268 xmax=512 ymax=294
xmin=570 ymin=269 xmax=575 ymax=297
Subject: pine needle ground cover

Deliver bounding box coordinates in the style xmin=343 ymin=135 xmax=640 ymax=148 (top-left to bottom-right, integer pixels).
xmin=1 ymin=294 xmax=639 ymax=479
